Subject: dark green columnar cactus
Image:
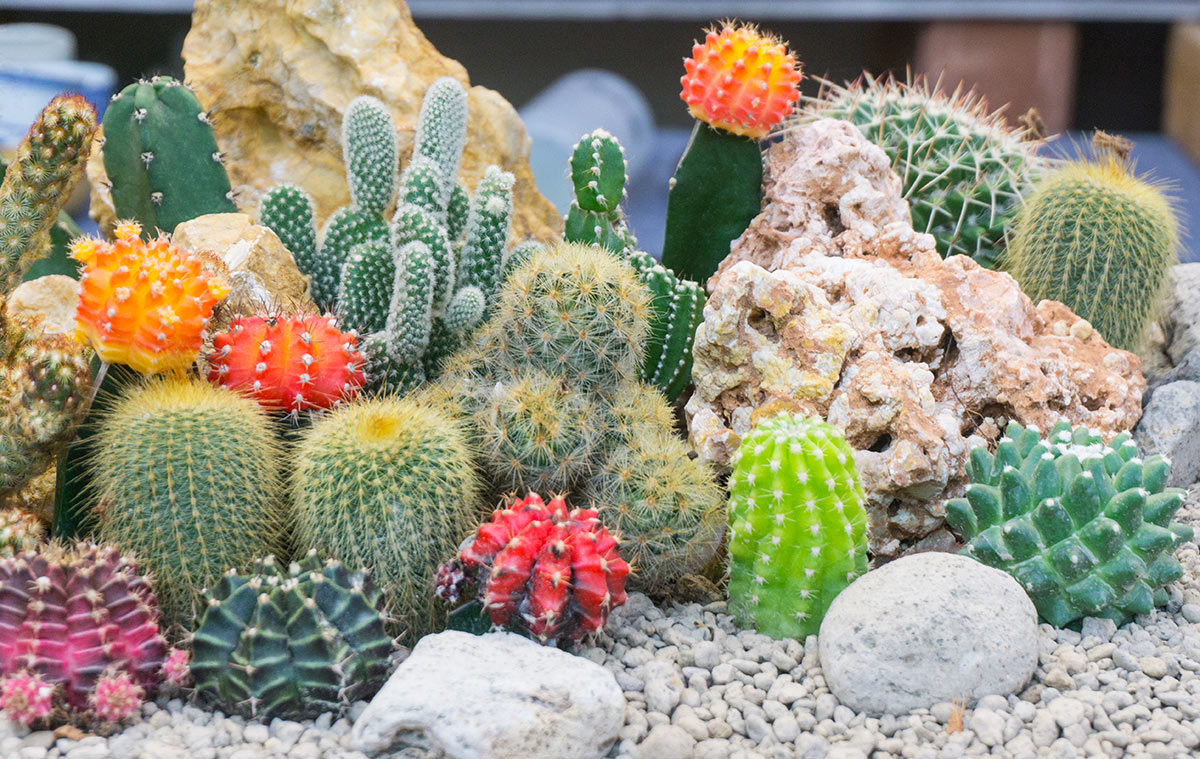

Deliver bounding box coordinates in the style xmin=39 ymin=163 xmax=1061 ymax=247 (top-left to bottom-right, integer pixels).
xmin=191 ymin=550 xmax=394 ymax=720
xmin=102 ymin=76 xmax=236 ymax=237
xmin=726 ymin=413 xmax=868 ymax=639
xmin=564 ymin=130 xmax=637 ymax=253
xmin=804 ymin=74 xmax=1046 ymax=269
xmin=626 ymin=251 xmax=705 ymax=402
xmin=946 ymin=421 xmax=1194 ymax=627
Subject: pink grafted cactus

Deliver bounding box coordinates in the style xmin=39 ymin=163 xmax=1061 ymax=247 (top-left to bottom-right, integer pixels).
xmin=90 ymin=670 xmax=143 ymax=723
xmin=0 ymin=672 xmax=54 ymax=726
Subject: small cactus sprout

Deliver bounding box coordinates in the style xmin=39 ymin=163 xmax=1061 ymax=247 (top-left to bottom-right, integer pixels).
xmin=160 ymin=648 xmax=190 ymax=689
xmin=0 ymin=672 xmax=54 ymax=727
xmin=437 ymin=493 xmax=630 ymax=645
xmin=726 ymin=413 xmax=868 ymax=639
xmin=89 ymin=670 xmax=143 ymax=724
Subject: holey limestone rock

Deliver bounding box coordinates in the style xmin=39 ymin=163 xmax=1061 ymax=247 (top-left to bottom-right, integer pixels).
xmin=168 ymin=0 xmax=560 ymax=243
xmin=686 ymin=119 xmax=1146 ymax=558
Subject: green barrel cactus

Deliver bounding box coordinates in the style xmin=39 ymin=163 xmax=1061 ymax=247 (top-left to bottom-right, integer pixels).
xmin=102 ymin=76 xmax=236 ymax=237
xmin=804 ymin=74 xmax=1046 ymax=269
xmin=191 ymin=550 xmax=394 ymax=721
xmin=946 ymin=421 xmax=1194 ymax=627
xmin=1003 ymin=154 xmax=1178 ymax=351
xmin=726 ymin=413 xmax=868 ymax=639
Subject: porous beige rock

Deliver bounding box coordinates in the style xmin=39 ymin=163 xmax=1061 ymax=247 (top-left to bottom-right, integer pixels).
xmin=173 ymin=213 xmax=315 ymax=327
xmin=687 ymin=119 xmax=1146 ymax=558
xmin=172 ymin=0 xmax=560 ymax=245
xmin=8 ymin=275 xmax=80 ymax=335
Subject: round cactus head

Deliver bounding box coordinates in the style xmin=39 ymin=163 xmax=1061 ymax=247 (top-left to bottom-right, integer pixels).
xmin=89 ymin=670 xmax=143 ymax=724
xmin=0 ymin=672 xmax=55 ymax=727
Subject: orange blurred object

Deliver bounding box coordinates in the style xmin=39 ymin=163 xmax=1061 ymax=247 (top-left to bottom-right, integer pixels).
xmin=72 ymin=221 xmax=229 ymax=375
xmin=680 ymin=23 xmax=803 ymax=139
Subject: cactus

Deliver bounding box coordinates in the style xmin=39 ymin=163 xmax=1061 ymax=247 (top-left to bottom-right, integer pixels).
xmin=436 ymin=493 xmax=630 ymax=645
xmin=946 ymin=421 xmax=1194 ymax=627
xmin=0 ymin=509 xmax=45 ymax=555
xmin=0 ymin=543 xmax=172 ymax=725
xmin=206 ymin=312 xmax=366 ymax=414
xmin=1003 ymin=152 xmax=1177 ymax=351
xmin=89 ymin=378 xmax=287 ymax=631
xmin=726 ymin=413 xmax=868 ymax=639
xmin=72 ymin=221 xmax=229 ymax=375
xmin=101 ymin=76 xmax=236 ymax=236
xmin=412 ymin=76 xmax=469 ymax=212
xmin=291 ymin=396 xmax=483 ymax=641
xmin=191 ymin=550 xmax=394 ymax=720
xmin=804 ymin=74 xmax=1046 ymax=269
xmin=661 ymin=22 xmax=803 ymax=284
xmin=258 ymin=184 xmax=317 ymax=276
xmin=626 ymin=250 xmax=705 ymax=402
xmin=564 ymin=129 xmax=636 ymax=253
xmin=0 ymin=95 xmax=96 ymax=293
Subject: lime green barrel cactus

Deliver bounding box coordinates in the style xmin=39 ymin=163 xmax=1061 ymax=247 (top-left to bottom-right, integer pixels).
xmin=946 ymin=421 xmax=1193 ymax=627
xmin=727 ymin=413 xmax=868 ymax=639
xmin=1003 ymin=154 xmax=1178 ymax=351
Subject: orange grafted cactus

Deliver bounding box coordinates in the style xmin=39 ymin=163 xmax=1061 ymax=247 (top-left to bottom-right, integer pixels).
xmin=680 ymin=23 xmax=802 ymax=139
xmin=72 ymin=221 xmax=228 ymax=374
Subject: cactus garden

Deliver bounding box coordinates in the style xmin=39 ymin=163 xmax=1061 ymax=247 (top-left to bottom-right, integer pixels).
xmin=2 ymin=3 xmax=1200 ymax=759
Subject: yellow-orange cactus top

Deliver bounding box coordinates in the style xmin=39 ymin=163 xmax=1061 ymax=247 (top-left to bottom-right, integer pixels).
xmin=680 ymin=23 xmax=803 ymax=139
xmin=72 ymin=221 xmax=229 ymax=374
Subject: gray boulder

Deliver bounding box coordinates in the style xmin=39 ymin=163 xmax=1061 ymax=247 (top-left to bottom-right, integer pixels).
xmin=1135 ymin=379 xmax=1200 ymax=487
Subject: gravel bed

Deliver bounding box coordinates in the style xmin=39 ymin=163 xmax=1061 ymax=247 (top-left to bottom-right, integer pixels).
xmin=4 ymin=491 xmax=1199 ymax=759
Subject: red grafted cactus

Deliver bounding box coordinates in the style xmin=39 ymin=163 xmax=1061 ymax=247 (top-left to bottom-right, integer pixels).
xmin=207 ymin=312 xmax=366 ymax=413
xmin=437 ymin=493 xmax=630 ymax=644
xmin=0 ymin=543 xmax=170 ymax=725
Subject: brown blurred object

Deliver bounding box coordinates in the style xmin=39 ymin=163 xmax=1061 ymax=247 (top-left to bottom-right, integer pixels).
xmin=914 ymin=22 xmax=1079 ymax=134
xmin=1165 ymin=24 xmax=1200 ymax=167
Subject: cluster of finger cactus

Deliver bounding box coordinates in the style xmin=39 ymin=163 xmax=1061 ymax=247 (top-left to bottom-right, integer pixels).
xmin=0 ymin=543 xmax=182 ymax=726
xmin=946 ymin=421 xmax=1194 ymax=627
xmin=191 ymin=551 xmax=393 ymax=720
xmin=1003 ymin=150 xmax=1178 ymax=351
xmin=436 ymin=493 xmax=630 ymax=645
xmin=259 ymin=79 xmax=515 ymax=393
xmin=88 ymin=378 xmax=287 ymax=631
xmin=803 ymin=74 xmax=1046 ymax=269
xmin=71 ymin=221 xmax=229 ymax=374
xmin=291 ymin=395 xmax=483 ymax=641
xmin=726 ymin=413 xmax=869 ymax=639
xmin=207 ymin=312 xmax=366 ymax=414
xmin=101 ymin=76 xmax=237 ymax=236
xmin=0 ymin=94 xmax=97 ymax=292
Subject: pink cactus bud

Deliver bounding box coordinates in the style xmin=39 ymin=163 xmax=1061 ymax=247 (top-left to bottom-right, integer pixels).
xmin=0 ymin=673 xmax=55 ymax=726
xmin=90 ymin=670 xmax=143 ymax=723
xmin=161 ymin=648 xmax=190 ymax=688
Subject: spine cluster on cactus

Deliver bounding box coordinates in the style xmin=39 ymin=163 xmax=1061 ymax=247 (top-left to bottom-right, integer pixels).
xmin=726 ymin=413 xmax=868 ymax=639
xmin=191 ymin=551 xmax=393 ymax=720
xmin=1003 ymin=152 xmax=1178 ymax=351
xmin=89 ymin=378 xmax=287 ymax=631
xmin=291 ymin=396 xmax=483 ymax=641
xmin=71 ymin=221 xmax=230 ymax=374
xmin=101 ymin=76 xmax=236 ymax=236
xmin=0 ymin=543 xmax=172 ymax=726
xmin=0 ymin=94 xmax=97 ymax=293
xmin=946 ymin=421 xmax=1194 ymax=627
xmin=802 ymin=74 xmax=1046 ymax=268
xmin=436 ymin=493 xmax=630 ymax=645
xmin=207 ymin=312 xmax=366 ymax=413
xmin=0 ymin=509 xmax=45 ymax=555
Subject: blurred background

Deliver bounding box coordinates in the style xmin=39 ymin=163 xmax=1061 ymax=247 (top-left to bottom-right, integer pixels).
xmin=2 ymin=0 xmax=1200 ymax=259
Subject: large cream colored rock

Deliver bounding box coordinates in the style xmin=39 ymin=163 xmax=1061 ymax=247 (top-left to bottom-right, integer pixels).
xmin=173 ymin=0 xmax=560 ymax=245
xmin=687 ymin=119 xmax=1146 ymax=558
xmin=8 ymin=275 xmax=80 ymax=335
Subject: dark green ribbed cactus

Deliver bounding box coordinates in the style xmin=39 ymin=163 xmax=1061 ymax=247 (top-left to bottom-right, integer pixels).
xmin=191 ymin=550 xmax=394 ymax=721
xmin=1003 ymin=153 xmax=1177 ymax=351
xmin=102 ymin=76 xmax=236 ymax=237
xmin=564 ymin=129 xmax=636 ymax=252
xmin=804 ymin=74 xmax=1046 ymax=269
xmin=726 ymin=413 xmax=868 ymax=639
xmin=946 ymin=420 xmax=1194 ymax=627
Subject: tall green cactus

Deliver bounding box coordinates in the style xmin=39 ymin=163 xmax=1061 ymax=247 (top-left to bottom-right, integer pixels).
xmin=0 ymin=94 xmax=96 ymax=293
xmin=102 ymin=76 xmax=237 ymax=237
xmin=727 ymin=413 xmax=868 ymax=639
xmin=1003 ymin=153 xmax=1177 ymax=351
xmin=946 ymin=421 xmax=1194 ymax=627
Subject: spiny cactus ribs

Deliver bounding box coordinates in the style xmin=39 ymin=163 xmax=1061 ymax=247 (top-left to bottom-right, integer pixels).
xmin=0 ymin=543 xmax=176 ymax=726
xmin=437 ymin=493 xmax=630 ymax=645
xmin=207 ymin=312 xmax=366 ymax=413
xmin=947 ymin=421 xmax=1195 ymax=627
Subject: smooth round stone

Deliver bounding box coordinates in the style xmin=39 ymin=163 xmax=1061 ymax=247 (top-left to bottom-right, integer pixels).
xmin=818 ymin=552 xmax=1039 ymax=715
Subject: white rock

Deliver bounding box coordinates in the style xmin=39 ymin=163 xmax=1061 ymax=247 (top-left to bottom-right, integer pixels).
xmin=642 ymin=661 xmax=684 ymax=715
xmin=818 ymin=552 xmax=1039 ymax=714
xmin=970 ymin=708 xmax=1006 ymax=746
xmin=351 ymin=631 xmax=624 ymax=759
xmin=634 ymin=724 xmax=695 ymax=759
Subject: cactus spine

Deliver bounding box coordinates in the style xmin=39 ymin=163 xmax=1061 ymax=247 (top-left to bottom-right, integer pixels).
xmin=1003 ymin=152 xmax=1177 ymax=351
xmin=726 ymin=414 xmax=868 ymax=639
xmin=101 ymin=76 xmax=236 ymax=236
